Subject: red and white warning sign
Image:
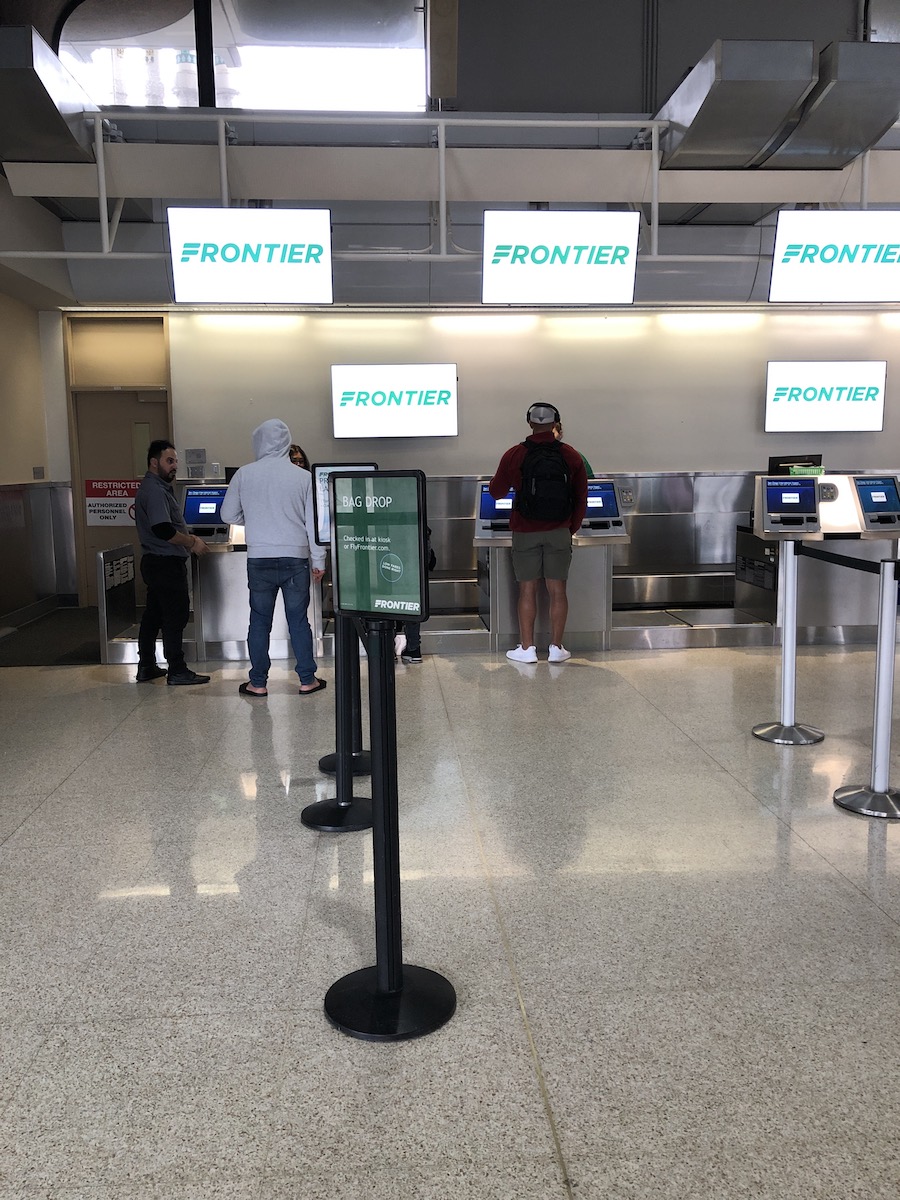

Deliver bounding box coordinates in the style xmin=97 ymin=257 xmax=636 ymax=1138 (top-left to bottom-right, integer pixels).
xmin=85 ymin=479 xmax=141 ymax=527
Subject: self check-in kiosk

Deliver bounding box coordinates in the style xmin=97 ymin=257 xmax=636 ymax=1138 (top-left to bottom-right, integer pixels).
xmin=755 ymin=476 xmax=821 ymax=538
xmin=582 ymin=479 xmax=627 ymax=532
xmin=752 ymin=474 xmax=824 ymax=746
xmin=852 ymin=476 xmax=900 ymax=534
xmin=182 ymin=484 xmax=231 ymax=543
xmin=474 ymin=478 xmax=630 ymax=651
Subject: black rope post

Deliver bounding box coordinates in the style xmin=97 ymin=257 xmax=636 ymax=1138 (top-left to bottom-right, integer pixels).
xmin=323 ymin=620 xmax=456 ymax=1041
xmin=319 ymin=618 xmax=372 ymax=776
xmin=302 ymin=614 xmax=372 ymax=833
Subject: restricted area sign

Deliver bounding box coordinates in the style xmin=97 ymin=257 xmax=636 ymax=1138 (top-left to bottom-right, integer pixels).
xmin=330 ymin=471 xmax=428 ymax=621
xmin=85 ymin=479 xmax=141 ymax=526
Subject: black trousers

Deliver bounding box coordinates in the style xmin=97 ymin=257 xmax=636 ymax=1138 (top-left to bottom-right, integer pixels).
xmin=139 ymin=554 xmax=190 ymax=673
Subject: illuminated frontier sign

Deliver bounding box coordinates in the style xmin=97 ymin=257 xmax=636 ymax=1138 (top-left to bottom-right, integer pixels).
xmin=770 ymin=211 xmax=900 ymax=302
xmin=167 ymin=207 xmax=333 ymax=303
xmin=482 ymin=210 xmax=640 ymax=304
xmin=765 ymin=361 xmax=887 ymax=432
xmin=331 ymin=364 xmax=458 ymax=438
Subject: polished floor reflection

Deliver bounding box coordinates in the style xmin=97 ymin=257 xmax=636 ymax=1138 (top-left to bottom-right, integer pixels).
xmin=2 ymin=645 xmax=900 ymax=1198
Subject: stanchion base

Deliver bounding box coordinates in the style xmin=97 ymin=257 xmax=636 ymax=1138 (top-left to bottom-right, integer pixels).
xmin=834 ymin=785 xmax=900 ymax=819
xmin=318 ymin=750 xmax=372 ymax=776
xmin=301 ymin=797 xmax=373 ymax=832
xmin=324 ymin=964 xmax=456 ymax=1042
xmin=752 ymin=721 xmax=824 ymax=746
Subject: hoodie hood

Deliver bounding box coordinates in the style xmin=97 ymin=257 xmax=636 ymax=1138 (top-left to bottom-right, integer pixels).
xmin=252 ymin=419 xmax=292 ymax=462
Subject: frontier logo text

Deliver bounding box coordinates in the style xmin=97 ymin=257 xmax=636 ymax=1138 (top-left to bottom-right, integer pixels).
xmin=339 ymin=390 xmax=452 ymax=407
xmin=780 ymin=243 xmax=900 ymax=265
xmin=490 ymin=244 xmax=631 ymax=266
xmin=179 ymin=242 xmax=324 ymax=265
xmin=373 ymin=599 xmax=420 ymax=611
xmin=771 ymin=386 xmax=880 ymax=403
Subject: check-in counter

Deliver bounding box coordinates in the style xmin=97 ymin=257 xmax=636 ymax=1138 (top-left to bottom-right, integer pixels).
xmin=191 ymin=544 xmax=324 ymax=660
xmin=737 ymin=473 xmax=900 ymax=641
xmin=474 ymin=533 xmax=622 ymax=652
xmin=473 ymin=479 xmax=631 ymax=652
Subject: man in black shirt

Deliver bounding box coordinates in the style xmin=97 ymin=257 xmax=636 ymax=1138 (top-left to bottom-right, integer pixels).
xmin=134 ymin=440 xmax=211 ymax=685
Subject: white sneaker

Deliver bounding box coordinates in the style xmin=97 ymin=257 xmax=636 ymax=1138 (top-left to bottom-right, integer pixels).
xmin=548 ymin=644 xmax=572 ymax=663
xmin=506 ymin=644 xmax=538 ymax=664
xmin=394 ymin=633 xmax=407 ymax=658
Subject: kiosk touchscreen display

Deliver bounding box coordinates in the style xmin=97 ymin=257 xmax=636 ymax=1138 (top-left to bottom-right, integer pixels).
xmin=765 ymin=478 xmax=817 ymax=515
xmin=183 ymin=485 xmax=228 ymax=526
xmin=479 ymin=484 xmax=515 ymax=522
xmin=855 ymin=477 xmax=900 ymax=515
xmin=585 ymin=480 xmax=619 ymax=517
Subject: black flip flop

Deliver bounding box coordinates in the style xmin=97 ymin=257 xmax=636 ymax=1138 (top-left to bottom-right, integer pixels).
xmin=298 ymin=678 xmax=327 ymax=696
xmin=239 ymin=682 xmax=268 ymax=697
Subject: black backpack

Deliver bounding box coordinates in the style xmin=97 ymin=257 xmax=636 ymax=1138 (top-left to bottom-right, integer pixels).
xmin=516 ymin=440 xmax=573 ymax=522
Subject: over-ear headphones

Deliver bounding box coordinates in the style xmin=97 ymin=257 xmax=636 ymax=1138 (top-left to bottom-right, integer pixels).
xmin=526 ymin=402 xmax=561 ymax=424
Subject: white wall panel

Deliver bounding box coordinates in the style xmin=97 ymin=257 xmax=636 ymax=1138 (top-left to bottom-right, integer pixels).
xmin=169 ymin=308 xmax=900 ymax=476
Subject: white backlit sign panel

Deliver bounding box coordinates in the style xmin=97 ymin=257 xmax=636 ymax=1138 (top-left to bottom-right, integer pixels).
xmin=481 ymin=211 xmax=640 ymax=305
xmin=332 ymin=364 xmax=458 ymax=438
xmin=167 ymin=207 xmax=333 ymax=303
xmin=765 ymin=361 xmax=886 ymax=432
xmin=770 ymin=210 xmax=900 ymax=303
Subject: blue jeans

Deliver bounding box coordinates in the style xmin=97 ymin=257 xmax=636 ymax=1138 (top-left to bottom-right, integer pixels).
xmin=246 ymin=557 xmax=317 ymax=687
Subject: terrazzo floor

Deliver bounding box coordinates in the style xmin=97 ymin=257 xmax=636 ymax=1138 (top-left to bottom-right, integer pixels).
xmin=2 ymin=644 xmax=900 ymax=1198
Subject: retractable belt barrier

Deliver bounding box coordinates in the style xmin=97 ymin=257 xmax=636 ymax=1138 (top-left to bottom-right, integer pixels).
xmin=750 ymin=473 xmax=900 ymax=819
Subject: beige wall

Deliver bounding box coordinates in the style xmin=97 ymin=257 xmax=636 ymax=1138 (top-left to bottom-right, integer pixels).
xmin=169 ymin=309 xmax=900 ymax=476
xmin=0 ymin=293 xmax=47 ymax=485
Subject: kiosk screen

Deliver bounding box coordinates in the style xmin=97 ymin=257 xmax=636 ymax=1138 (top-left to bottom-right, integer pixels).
xmin=586 ymin=480 xmax=619 ymax=517
xmin=479 ymin=484 xmax=515 ymax=522
xmin=855 ymin=477 xmax=900 ymax=515
xmin=182 ymin=485 xmax=228 ymax=526
xmin=765 ymin=478 xmax=817 ymax=516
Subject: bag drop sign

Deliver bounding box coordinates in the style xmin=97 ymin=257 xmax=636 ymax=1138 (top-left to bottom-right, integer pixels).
xmin=330 ymin=472 xmax=428 ymax=620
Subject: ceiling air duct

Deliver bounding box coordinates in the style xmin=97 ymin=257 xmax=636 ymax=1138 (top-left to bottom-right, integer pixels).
xmin=757 ymin=41 xmax=900 ymax=168
xmin=655 ymin=40 xmax=817 ymax=169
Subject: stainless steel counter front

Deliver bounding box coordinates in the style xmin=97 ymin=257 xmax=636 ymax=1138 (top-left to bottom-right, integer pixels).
xmin=192 ymin=547 xmax=324 ymax=661
xmin=474 ymin=533 xmax=621 ymax=652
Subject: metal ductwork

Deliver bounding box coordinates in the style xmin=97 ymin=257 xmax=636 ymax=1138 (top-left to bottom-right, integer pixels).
xmin=761 ymin=40 xmax=900 ymax=168
xmin=655 ymin=38 xmax=900 ymax=172
xmin=0 ymin=27 xmax=96 ymax=163
xmin=654 ymin=41 xmax=817 ymax=170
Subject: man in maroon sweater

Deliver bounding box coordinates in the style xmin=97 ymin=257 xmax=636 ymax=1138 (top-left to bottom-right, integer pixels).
xmin=489 ymin=403 xmax=588 ymax=664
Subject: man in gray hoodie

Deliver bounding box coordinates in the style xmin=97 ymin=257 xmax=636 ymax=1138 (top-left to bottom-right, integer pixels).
xmin=221 ymin=419 xmax=327 ymax=696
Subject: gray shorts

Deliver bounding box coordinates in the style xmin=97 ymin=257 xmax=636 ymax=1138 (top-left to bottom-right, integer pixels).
xmin=511 ymin=527 xmax=573 ymax=582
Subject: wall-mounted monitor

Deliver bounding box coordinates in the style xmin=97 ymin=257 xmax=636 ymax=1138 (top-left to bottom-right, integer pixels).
xmin=770 ymin=210 xmax=900 ymax=303
xmin=331 ymin=363 xmax=458 ymax=438
xmin=765 ymin=361 xmax=886 ymax=433
xmin=167 ymin=207 xmax=333 ymax=304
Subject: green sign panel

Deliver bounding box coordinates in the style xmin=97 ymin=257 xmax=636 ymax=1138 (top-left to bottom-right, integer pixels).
xmin=331 ymin=471 xmax=428 ymax=621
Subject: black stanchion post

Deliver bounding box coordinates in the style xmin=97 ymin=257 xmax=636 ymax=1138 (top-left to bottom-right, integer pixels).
xmin=323 ymin=620 xmax=456 ymax=1040
xmin=302 ymin=614 xmax=372 ymax=833
xmin=318 ymin=618 xmax=372 ymax=777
